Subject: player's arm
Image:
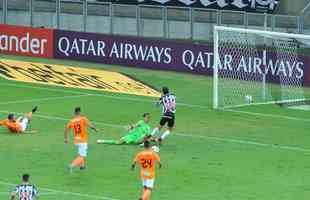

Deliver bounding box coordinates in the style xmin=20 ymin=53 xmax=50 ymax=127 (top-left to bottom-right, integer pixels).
xmin=131 ymin=154 xmax=139 ymax=171
xmin=131 ymin=160 xmax=137 ymax=171
xmin=155 ymin=97 xmax=163 ymax=107
xmin=155 ymin=153 xmax=162 ymax=169
xmin=10 ymin=186 xmax=18 ymax=200
xmin=89 ymin=122 xmax=98 ymax=132
xmin=10 ymin=191 xmax=16 ymax=200
xmin=85 ymin=118 xmax=98 ymax=132
xmin=125 ymin=121 xmax=141 ymax=131
xmin=64 ymin=122 xmax=72 ymax=144
xmin=64 ymin=127 xmax=70 ymax=144
xmin=33 ymin=186 xmax=39 ymax=199
xmin=129 ymin=122 xmax=140 ymax=130
xmin=0 ymin=120 xmax=4 ymax=126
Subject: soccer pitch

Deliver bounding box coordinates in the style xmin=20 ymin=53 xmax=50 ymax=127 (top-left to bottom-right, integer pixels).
xmin=0 ymin=54 xmax=309 ymax=200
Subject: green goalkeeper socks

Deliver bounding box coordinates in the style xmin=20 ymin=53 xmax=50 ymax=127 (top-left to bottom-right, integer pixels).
xmin=102 ymin=140 xmax=118 ymax=144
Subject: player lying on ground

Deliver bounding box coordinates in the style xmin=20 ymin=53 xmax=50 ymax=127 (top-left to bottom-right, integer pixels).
xmin=97 ymin=113 xmax=151 ymax=145
xmin=65 ymin=107 xmax=98 ymax=172
xmin=0 ymin=106 xmax=38 ymax=134
xmin=150 ymin=87 xmax=176 ymax=145
xmin=132 ymin=141 xmax=161 ymax=200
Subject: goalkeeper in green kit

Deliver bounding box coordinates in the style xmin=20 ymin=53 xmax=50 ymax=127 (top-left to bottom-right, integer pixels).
xmin=96 ymin=113 xmax=151 ymax=145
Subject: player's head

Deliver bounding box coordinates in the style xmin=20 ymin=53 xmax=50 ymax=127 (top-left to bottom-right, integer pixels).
xmin=74 ymin=107 xmax=81 ymax=116
xmin=162 ymin=87 xmax=169 ymax=95
xmin=144 ymin=140 xmax=151 ymax=149
xmin=22 ymin=174 xmax=30 ymax=182
xmin=8 ymin=113 xmax=15 ymax=121
xmin=143 ymin=113 xmax=150 ymax=123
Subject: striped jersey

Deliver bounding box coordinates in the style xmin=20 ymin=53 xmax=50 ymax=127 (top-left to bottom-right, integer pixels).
xmin=14 ymin=184 xmax=38 ymax=200
xmin=159 ymin=94 xmax=176 ymax=115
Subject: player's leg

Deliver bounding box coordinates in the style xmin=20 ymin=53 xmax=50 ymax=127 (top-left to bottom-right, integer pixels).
xmin=145 ymin=189 xmax=152 ymax=200
xmin=150 ymin=118 xmax=165 ymax=136
xmin=97 ymin=139 xmax=122 ymax=144
xmin=158 ymin=117 xmax=174 ymax=145
xmin=69 ymin=143 xmax=87 ymax=172
xmin=19 ymin=116 xmax=31 ymax=132
xmin=25 ymin=106 xmax=38 ymax=121
xmin=97 ymin=132 xmax=137 ymax=144
xmin=19 ymin=106 xmax=38 ymax=133
xmin=78 ymin=143 xmax=87 ymax=170
xmin=142 ymin=179 xmax=154 ymax=200
xmin=97 ymin=135 xmax=131 ymax=144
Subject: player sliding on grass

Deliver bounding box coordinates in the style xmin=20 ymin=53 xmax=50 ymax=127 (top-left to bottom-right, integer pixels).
xmin=96 ymin=113 xmax=151 ymax=145
xmin=150 ymin=87 xmax=176 ymax=145
xmin=65 ymin=107 xmax=98 ymax=172
xmin=0 ymin=106 xmax=38 ymax=134
xmin=132 ymin=141 xmax=161 ymax=200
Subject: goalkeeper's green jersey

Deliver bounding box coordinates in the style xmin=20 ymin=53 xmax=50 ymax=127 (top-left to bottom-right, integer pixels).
xmin=130 ymin=120 xmax=151 ymax=138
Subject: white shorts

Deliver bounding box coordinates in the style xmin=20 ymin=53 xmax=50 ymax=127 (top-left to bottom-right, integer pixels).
xmin=76 ymin=143 xmax=88 ymax=157
xmin=142 ymin=179 xmax=155 ymax=189
xmin=17 ymin=117 xmax=29 ymax=132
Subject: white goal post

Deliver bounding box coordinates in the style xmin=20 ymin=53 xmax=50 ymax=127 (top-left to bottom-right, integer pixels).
xmin=213 ymin=26 xmax=310 ymax=109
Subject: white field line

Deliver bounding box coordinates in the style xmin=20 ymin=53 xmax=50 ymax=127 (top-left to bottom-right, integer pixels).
xmin=2 ymin=82 xmax=310 ymax=123
xmin=0 ymin=110 xmax=310 ymax=153
xmin=225 ymin=109 xmax=310 ymax=122
xmin=176 ymin=133 xmax=310 ymax=153
xmin=0 ymin=191 xmax=56 ymax=196
xmin=0 ymin=181 xmax=119 ymax=200
xmin=0 ymin=83 xmax=208 ymax=109
xmin=1 ymin=87 xmax=308 ymax=126
xmin=0 ymin=94 xmax=92 ymax=105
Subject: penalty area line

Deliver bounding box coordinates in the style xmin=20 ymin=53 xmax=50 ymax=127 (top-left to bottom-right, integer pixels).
xmin=0 ymin=181 xmax=119 ymax=200
xmin=0 ymin=94 xmax=92 ymax=105
xmin=0 ymin=110 xmax=310 ymax=154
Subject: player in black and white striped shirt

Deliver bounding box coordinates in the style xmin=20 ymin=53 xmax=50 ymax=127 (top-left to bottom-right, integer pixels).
xmin=151 ymin=87 xmax=176 ymax=144
xmin=11 ymin=174 xmax=38 ymax=200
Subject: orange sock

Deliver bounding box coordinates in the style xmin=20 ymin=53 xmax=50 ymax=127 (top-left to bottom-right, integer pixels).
xmin=142 ymin=191 xmax=147 ymax=200
xmin=71 ymin=156 xmax=83 ymax=167
xmin=80 ymin=157 xmax=85 ymax=167
xmin=147 ymin=190 xmax=152 ymax=200
xmin=142 ymin=189 xmax=151 ymax=200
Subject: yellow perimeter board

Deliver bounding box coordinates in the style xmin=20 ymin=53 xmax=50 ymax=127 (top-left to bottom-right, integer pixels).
xmin=0 ymin=59 xmax=161 ymax=97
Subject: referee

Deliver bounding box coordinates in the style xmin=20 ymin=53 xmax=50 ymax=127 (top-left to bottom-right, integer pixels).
xmin=11 ymin=174 xmax=38 ymax=200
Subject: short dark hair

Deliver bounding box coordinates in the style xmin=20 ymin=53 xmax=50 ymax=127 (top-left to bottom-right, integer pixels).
xmin=22 ymin=174 xmax=30 ymax=182
xmin=144 ymin=140 xmax=151 ymax=148
xmin=162 ymin=87 xmax=169 ymax=95
xmin=8 ymin=113 xmax=14 ymax=120
xmin=143 ymin=113 xmax=150 ymax=118
xmin=74 ymin=107 xmax=81 ymax=114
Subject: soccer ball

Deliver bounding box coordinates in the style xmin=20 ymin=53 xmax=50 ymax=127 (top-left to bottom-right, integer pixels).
xmin=151 ymin=146 xmax=160 ymax=153
xmin=245 ymin=95 xmax=253 ymax=104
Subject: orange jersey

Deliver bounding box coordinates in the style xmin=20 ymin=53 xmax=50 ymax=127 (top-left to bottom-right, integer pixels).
xmin=0 ymin=119 xmax=22 ymax=133
xmin=134 ymin=150 xmax=161 ymax=179
xmin=66 ymin=116 xmax=90 ymax=144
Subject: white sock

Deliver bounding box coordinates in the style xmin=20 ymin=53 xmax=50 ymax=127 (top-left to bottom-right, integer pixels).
xmin=96 ymin=139 xmax=104 ymax=144
xmin=160 ymin=130 xmax=170 ymax=140
xmin=151 ymin=127 xmax=159 ymax=136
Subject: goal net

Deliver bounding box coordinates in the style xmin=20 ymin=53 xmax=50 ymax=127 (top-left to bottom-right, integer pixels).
xmin=213 ymin=26 xmax=310 ymax=109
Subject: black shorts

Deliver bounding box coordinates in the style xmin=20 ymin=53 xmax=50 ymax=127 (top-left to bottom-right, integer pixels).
xmin=159 ymin=113 xmax=175 ymax=128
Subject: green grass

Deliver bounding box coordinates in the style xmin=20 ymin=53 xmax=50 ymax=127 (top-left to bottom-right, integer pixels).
xmin=0 ymin=54 xmax=310 ymax=200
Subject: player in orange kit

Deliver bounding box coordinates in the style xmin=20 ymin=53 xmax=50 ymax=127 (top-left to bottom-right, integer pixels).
xmin=132 ymin=141 xmax=162 ymax=200
xmin=64 ymin=107 xmax=98 ymax=172
xmin=0 ymin=106 xmax=38 ymax=134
